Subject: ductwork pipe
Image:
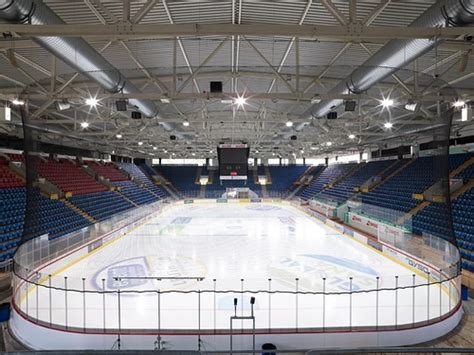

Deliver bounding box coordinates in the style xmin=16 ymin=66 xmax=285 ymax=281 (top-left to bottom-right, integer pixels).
xmin=0 ymin=0 xmax=159 ymax=118
xmin=301 ymin=0 xmax=474 ymax=120
xmin=159 ymin=121 xmax=193 ymax=141
xmin=279 ymin=121 xmax=311 ymax=139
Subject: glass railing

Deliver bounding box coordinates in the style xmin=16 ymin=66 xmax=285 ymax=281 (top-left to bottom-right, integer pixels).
xmin=11 ymin=199 xmax=461 ymax=343
xmin=178 ymin=190 xmax=289 ymax=200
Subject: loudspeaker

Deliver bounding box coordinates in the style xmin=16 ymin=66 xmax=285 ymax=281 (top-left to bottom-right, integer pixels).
xmin=210 ymin=81 xmax=223 ymax=93
xmin=170 ymin=135 xmax=176 ymax=141
xmin=344 ymin=100 xmax=356 ymax=112
xmin=131 ymin=111 xmax=142 ymax=119
xmin=327 ymin=112 xmax=337 ymax=119
xmin=116 ymin=100 xmax=127 ymax=111
xmin=290 ymin=135 xmax=297 ymax=140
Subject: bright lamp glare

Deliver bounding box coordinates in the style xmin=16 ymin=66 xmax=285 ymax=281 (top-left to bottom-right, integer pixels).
xmin=183 ymin=120 xmax=190 ymax=127
xmin=453 ymin=100 xmax=465 ymax=108
xmin=381 ymin=98 xmax=394 ymax=107
xmin=138 ymin=141 xmax=143 ymax=146
xmin=286 ymin=120 xmax=293 ymax=127
xmin=234 ymin=96 xmax=246 ymax=107
xmin=116 ymin=134 xmax=122 ymax=139
xmin=85 ymin=97 xmax=98 ymax=107
xmin=348 ymin=134 xmax=355 ymax=139
xmin=384 ymin=122 xmax=393 ymax=129
xmin=80 ymin=121 xmax=89 ymax=128
xmin=326 ymin=142 xmax=332 ymax=146
xmin=11 ymin=99 xmax=25 ymax=106
xmin=153 ymin=146 xmax=157 ymax=150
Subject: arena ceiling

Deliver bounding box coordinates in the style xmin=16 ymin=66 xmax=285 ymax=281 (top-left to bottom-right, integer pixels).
xmin=0 ymin=0 xmax=473 ymax=159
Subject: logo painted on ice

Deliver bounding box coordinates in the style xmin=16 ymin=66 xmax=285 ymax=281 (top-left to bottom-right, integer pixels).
xmin=301 ymin=254 xmax=378 ymax=276
xmin=246 ymin=205 xmax=281 ymax=211
xmin=274 ymin=254 xmax=380 ymax=292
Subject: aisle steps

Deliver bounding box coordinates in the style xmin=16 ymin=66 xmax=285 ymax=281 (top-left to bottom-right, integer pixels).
xmin=327 ymin=163 xmax=363 ymax=188
xmin=450 ymin=157 xmax=474 ymax=178
xmin=115 ymin=189 xmax=140 ymax=207
xmin=264 ymin=166 xmax=272 ymax=184
xmin=369 ymin=158 xmax=414 ymax=191
xmin=195 ymin=166 xmax=202 ymax=185
xmin=62 ymin=199 xmax=97 ymax=223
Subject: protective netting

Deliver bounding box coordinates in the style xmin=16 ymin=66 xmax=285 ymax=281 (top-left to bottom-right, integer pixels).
xmin=5 ymin=66 xmax=464 ymax=347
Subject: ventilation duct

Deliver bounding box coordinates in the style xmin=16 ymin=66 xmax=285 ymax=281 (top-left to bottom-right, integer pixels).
xmin=0 ymin=0 xmax=158 ymax=118
xmin=300 ymin=0 xmax=474 ymax=120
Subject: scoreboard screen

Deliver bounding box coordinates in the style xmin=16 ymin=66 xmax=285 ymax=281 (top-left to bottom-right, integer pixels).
xmin=217 ymin=144 xmax=249 ymax=180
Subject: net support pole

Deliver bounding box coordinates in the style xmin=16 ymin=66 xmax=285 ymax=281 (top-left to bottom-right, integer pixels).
xmin=102 ymin=278 xmax=106 ymax=333
xmin=322 ymin=277 xmax=326 ymax=332
xmin=48 ymin=274 xmax=52 ymax=327
xmin=395 ymin=276 xmax=398 ymax=329
xmin=349 ymin=277 xmax=353 ymax=330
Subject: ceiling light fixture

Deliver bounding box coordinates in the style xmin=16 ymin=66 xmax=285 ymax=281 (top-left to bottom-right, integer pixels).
xmin=234 ymin=95 xmax=247 ymax=107
xmin=153 ymin=146 xmax=157 ymax=150
xmin=381 ymin=98 xmax=394 ymax=107
xmin=138 ymin=141 xmax=143 ymax=146
xmin=404 ymin=103 xmax=418 ymax=112
xmin=326 ymin=142 xmax=332 ymax=146
xmin=183 ymin=120 xmax=190 ymax=127
xmin=11 ymin=99 xmax=25 ymax=106
xmin=348 ymin=134 xmax=355 ymax=139
xmin=453 ymin=100 xmax=465 ymax=108
xmin=116 ymin=134 xmax=122 ymax=139
xmin=85 ymin=97 xmax=98 ymax=107
xmin=80 ymin=121 xmax=89 ymax=128
xmin=384 ymin=122 xmax=393 ymax=129
xmin=286 ymin=120 xmax=293 ymax=127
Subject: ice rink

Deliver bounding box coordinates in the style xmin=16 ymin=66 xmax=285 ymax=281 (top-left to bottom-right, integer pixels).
xmin=19 ymin=202 xmax=454 ymax=332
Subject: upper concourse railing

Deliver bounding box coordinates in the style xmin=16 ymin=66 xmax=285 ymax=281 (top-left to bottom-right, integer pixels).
xmin=177 ymin=190 xmax=291 ymax=199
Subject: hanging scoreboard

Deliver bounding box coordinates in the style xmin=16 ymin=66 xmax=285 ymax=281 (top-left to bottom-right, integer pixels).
xmin=217 ymin=144 xmax=249 ymax=180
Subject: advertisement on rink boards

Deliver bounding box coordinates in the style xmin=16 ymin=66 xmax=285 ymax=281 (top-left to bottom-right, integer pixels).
xmin=347 ymin=212 xmax=407 ymax=244
xmin=308 ymin=199 xmax=337 ymax=218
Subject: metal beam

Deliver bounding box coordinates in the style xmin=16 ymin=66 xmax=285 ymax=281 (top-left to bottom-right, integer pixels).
xmin=17 ymin=91 xmax=464 ymax=102
xmin=1 ymin=23 xmax=472 ymax=40
xmin=131 ymin=0 xmax=157 ymax=24
xmin=162 ymin=0 xmax=200 ymax=93
xmin=321 ymin=0 xmax=347 ymax=26
xmin=363 ymin=0 xmax=391 ymax=26
xmin=177 ymin=38 xmax=229 ymax=94
xmin=246 ymin=39 xmax=296 ymax=95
